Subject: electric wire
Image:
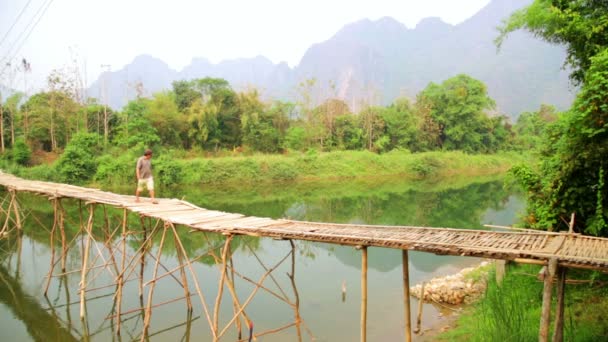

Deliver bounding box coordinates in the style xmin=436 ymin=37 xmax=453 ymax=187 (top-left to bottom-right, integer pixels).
xmin=0 ymin=0 xmax=54 ymax=77
xmin=0 ymin=0 xmax=34 ymax=48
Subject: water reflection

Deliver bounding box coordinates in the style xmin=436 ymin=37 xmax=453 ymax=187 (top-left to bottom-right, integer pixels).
xmin=0 ymin=176 xmax=524 ymax=341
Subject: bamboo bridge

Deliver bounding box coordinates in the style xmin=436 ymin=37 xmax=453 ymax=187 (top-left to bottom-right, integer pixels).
xmin=0 ymin=171 xmax=607 ymax=342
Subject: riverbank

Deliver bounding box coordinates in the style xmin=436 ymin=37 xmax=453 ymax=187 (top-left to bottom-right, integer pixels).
xmin=433 ymin=263 xmax=608 ymax=341
xmin=11 ymin=149 xmax=529 ymax=187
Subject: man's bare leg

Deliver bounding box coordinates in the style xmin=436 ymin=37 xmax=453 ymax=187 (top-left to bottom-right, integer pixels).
xmin=150 ymin=190 xmax=158 ymax=204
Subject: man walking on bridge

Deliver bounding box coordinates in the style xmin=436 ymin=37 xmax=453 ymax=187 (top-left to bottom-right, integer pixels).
xmin=135 ymin=149 xmax=158 ymax=204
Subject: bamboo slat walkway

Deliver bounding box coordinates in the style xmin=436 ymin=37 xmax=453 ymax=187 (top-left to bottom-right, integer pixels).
xmin=1 ymin=171 xmax=607 ymax=272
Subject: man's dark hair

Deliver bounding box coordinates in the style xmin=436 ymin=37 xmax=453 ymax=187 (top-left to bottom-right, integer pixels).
xmin=144 ymin=149 xmax=153 ymax=156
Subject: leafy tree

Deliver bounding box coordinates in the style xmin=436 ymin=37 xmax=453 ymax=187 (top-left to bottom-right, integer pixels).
xmin=54 ymin=132 xmax=100 ymax=184
xmin=417 ymin=74 xmax=496 ymax=153
xmin=147 ymin=91 xmax=187 ymax=147
xmin=3 ymin=92 xmax=24 ymax=147
xmin=359 ymin=105 xmax=385 ymax=151
xmin=334 ymin=114 xmax=363 ymax=150
xmin=11 ymin=138 xmax=31 ymax=166
xmin=513 ymin=104 xmax=557 ymax=150
xmin=113 ymin=100 xmax=160 ymax=148
xmin=187 ymin=98 xmax=220 ymax=149
xmin=172 ymin=80 xmax=200 ymax=112
xmin=379 ymin=98 xmax=419 ymax=151
xmin=500 ymin=1 xmax=608 ymax=235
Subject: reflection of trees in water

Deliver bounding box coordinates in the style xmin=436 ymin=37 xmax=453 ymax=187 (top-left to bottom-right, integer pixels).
xmin=0 ymin=204 xmax=313 ymax=341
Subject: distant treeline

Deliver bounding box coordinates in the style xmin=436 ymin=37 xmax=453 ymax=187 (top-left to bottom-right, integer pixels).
xmin=0 ymin=73 xmax=555 ymax=163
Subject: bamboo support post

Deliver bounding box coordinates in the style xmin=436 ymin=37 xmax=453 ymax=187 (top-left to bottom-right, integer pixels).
xmin=142 ymin=225 xmax=168 ymax=340
xmin=495 ymin=259 xmax=506 ymax=285
xmin=80 ymin=204 xmax=96 ymax=320
xmin=552 ymin=266 xmax=567 ymax=342
xmin=139 ymin=217 xmax=147 ymax=300
xmin=212 ymin=235 xmax=234 ymax=340
xmin=568 ymin=213 xmax=575 ymax=234
xmin=44 ymin=198 xmax=59 ymax=296
xmin=288 ymin=240 xmax=303 ymax=342
xmin=415 ymin=282 xmax=425 ymax=334
xmin=360 ymin=246 xmax=368 ymax=342
xmin=402 ymin=250 xmax=412 ymax=342
xmin=217 ymin=247 xmax=294 ymax=339
xmin=169 ymin=223 xmax=216 ymax=339
xmin=10 ymin=190 xmax=21 ymax=230
xmin=116 ymin=208 xmax=128 ymax=335
xmin=59 ymin=200 xmax=67 ymax=272
xmin=174 ymin=229 xmax=193 ymax=312
xmin=539 ymin=258 xmax=557 ymax=342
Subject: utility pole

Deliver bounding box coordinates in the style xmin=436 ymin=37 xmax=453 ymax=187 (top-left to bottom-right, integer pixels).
xmin=100 ymin=64 xmax=111 ymax=147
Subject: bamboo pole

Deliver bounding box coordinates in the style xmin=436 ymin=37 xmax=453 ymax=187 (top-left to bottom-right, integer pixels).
xmin=173 ymin=228 xmax=193 ymax=312
xmin=80 ymin=204 xmax=95 ymax=320
xmin=539 ymin=258 xmax=557 ymax=342
xmin=44 ymin=198 xmax=59 ymax=296
xmin=59 ymin=200 xmax=67 ymax=272
xmin=169 ymin=223 xmax=216 ymax=339
xmin=10 ymin=190 xmax=21 ymax=230
xmin=141 ymin=224 xmax=168 ymax=340
xmin=415 ymin=282 xmax=425 ymax=334
xmin=213 ymin=234 xmax=234 ymax=340
xmin=552 ymin=266 xmax=567 ymax=342
xmin=360 ymin=246 xmax=368 ymax=342
xmin=402 ymin=250 xmax=412 ymax=342
xmin=288 ymin=240 xmax=303 ymax=342
xmin=116 ymin=208 xmax=128 ymax=335
xmin=139 ymin=217 xmax=147 ymax=300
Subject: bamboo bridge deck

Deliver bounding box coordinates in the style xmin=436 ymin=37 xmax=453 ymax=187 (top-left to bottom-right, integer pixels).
xmin=1 ymin=172 xmax=607 ymax=272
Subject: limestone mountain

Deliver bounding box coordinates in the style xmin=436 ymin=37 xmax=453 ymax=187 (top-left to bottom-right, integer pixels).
xmin=88 ymin=0 xmax=574 ymax=119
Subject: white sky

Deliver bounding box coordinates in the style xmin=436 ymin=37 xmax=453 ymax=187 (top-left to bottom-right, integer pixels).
xmin=0 ymin=0 xmax=490 ymax=91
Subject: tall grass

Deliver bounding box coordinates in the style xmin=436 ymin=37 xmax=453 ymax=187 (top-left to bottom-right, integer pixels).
xmin=439 ymin=264 xmax=608 ymax=341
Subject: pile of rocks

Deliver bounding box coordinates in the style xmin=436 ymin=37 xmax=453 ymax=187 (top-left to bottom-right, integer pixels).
xmin=410 ymin=261 xmax=491 ymax=305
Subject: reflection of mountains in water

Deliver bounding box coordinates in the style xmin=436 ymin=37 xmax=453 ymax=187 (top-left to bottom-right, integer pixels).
xmin=315 ymin=242 xmax=474 ymax=274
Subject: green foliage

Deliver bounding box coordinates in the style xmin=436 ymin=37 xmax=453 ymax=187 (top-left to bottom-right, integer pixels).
xmin=284 ymin=126 xmax=307 ymax=151
xmin=511 ymin=50 xmax=608 ymax=235
xmin=11 ymin=138 xmax=31 ymax=166
xmin=418 ymin=74 xmax=508 ymax=153
xmin=440 ymin=265 xmax=608 ymax=342
xmin=94 ymin=152 xmax=137 ymax=185
xmin=113 ymin=100 xmax=160 ymax=148
xmin=154 ymin=155 xmax=184 ymax=186
xmin=54 ymin=133 xmax=100 ymax=184
xmin=513 ymin=105 xmax=557 ymax=150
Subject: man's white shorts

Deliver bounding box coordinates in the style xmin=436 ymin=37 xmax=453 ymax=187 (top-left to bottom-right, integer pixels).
xmin=137 ymin=177 xmax=154 ymax=191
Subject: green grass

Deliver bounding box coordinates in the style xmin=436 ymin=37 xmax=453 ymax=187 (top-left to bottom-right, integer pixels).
xmin=437 ymin=264 xmax=608 ymax=341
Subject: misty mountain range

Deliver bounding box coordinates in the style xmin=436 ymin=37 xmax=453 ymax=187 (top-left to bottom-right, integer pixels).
xmin=88 ymin=0 xmax=575 ymax=119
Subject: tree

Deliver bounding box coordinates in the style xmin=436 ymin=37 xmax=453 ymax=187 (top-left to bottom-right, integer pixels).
xmin=113 ymin=100 xmax=160 ymax=149
xmin=417 ymin=75 xmax=496 ymax=153
xmin=500 ymin=1 xmax=608 ymax=235
xmin=513 ymin=105 xmax=557 ymax=150
xmin=147 ymin=91 xmax=187 ymax=148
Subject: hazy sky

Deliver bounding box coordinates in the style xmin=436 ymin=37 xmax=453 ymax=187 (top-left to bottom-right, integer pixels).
xmin=0 ymin=0 xmax=490 ymax=91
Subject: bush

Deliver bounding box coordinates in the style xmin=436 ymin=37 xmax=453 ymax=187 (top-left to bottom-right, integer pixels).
xmin=54 ymin=133 xmax=100 ymax=184
xmin=12 ymin=138 xmax=31 ymax=166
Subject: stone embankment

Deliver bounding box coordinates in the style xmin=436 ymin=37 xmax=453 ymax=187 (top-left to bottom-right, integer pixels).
xmin=411 ymin=261 xmax=491 ymax=305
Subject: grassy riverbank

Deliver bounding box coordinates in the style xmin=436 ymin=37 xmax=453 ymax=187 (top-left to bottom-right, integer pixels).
xmin=13 ymin=149 xmax=528 ymax=187
xmin=437 ymin=264 xmax=608 ymax=341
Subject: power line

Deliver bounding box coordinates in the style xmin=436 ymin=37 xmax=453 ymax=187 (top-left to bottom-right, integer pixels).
xmin=0 ymin=0 xmax=54 ymax=77
xmin=0 ymin=0 xmax=34 ymax=48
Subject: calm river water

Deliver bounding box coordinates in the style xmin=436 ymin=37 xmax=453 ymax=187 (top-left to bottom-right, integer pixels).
xmin=0 ymin=175 xmax=524 ymax=341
